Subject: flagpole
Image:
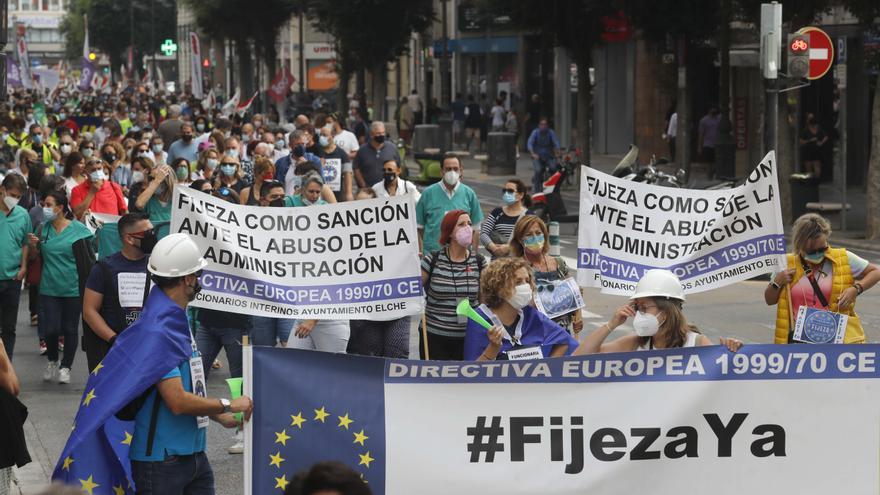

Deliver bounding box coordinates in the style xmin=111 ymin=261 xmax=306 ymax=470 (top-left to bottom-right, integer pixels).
xmin=421 ymin=313 xmax=430 ymax=360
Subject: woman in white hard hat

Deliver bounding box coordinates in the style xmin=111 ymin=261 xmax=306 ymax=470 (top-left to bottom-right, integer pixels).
xmin=574 ymin=269 xmax=742 ymax=354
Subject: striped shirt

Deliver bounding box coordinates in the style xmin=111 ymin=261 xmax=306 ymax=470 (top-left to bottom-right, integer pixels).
xmin=480 ymin=207 xmax=530 ymax=258
xmin=421 ymin=248 xmax=487 ymax=338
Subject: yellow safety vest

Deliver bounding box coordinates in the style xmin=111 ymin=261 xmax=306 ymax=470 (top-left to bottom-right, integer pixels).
xmin=774 ymin=247 xmax=864 ymax=344
xmin=20 ymin=141 xmax=57 ymax=174
xmin=5 ymin=131 xmax=27 ymax=149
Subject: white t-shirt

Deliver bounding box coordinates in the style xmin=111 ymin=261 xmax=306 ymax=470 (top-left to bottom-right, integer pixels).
xmin=491 ymin=105 xmax=506 ymax=127
xmin=372 ymin=179 xmax=421 ymax=203
xmin=334 ymin=130 xmax=359 ymax=155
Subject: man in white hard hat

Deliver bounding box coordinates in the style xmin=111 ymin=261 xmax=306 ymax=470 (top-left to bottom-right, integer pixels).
xmin=574 ymin=269 xmax=743 ymax=354
xmin=129 ymin=232 xmax=254 ymax=493
xmin=51 ymin=232 xmax=254 ymax=493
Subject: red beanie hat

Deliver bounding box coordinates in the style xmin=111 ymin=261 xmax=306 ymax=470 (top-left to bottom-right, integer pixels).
xmin=438 ymin=209 xmax=467 ymax=246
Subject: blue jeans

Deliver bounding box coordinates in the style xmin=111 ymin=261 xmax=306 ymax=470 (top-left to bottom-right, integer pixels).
xmin=39 ymin=295 xmax=81 ymax=369
xmin=195 ymin=325 xmax=245 ymax=380
xmin=251 ymin=316 xmax=295 ymax=347
xmin=132 ymin=452 xmax=214 ymax=495
xmin=532 ymin=156 xmax=557 ymax=195
xmin=0 ymin=280 xmax=22 ymax=360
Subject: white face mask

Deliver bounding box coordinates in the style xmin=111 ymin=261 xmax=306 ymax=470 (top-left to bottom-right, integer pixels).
xmin=131 ymin=171 xmax=145 ymax=184
xmin=443 ymin=170 xmax=460 ymax=186
xmin=506 ymin=283 xmax=533 ymax=310
xmin=60 ymin=144 xmax=72 ymax=154
xmin=633 ymin=311 xmax=661 ymax=337
xmin=3 ymin=195 xmax=19 ymax=210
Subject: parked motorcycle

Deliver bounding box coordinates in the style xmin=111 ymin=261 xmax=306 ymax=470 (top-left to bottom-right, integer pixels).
xmin=611 ymin=144 xmax=686 ymax=188
xmin=531 ymin=150 xmax=580 ymax=223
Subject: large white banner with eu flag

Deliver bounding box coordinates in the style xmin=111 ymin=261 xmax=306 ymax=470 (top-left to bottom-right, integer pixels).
xmin=171 ymin=188 xmax=423 ymax=321
xmin=246 ymin=344 xmax=880 ymax=494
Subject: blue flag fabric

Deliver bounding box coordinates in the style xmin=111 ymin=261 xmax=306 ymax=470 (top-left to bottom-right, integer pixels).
xmin=251 ymin=347 xmax=387 ymax=494
xmin=51 ymin=287 xmax=192 ymax=494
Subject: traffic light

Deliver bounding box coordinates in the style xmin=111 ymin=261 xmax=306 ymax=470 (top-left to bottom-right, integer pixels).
xmin=787 ymin=33 xmax=809 ymax=78
xmin=202 ymin=58 xmax=210 ymax=68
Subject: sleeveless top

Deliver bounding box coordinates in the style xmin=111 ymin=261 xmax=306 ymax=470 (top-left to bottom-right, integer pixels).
xmin=637 ymin=331 xmax=699 ymax=351
xmin=244 ymin=185 xmax=260 ymax=206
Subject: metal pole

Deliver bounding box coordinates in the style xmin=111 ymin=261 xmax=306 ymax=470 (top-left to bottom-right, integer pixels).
xmin=764 ymin=77 xmax=778 ymax=161
xmin=298 ymin=13 xmax=305 ymax=93
xmin=151 ymin=0 xmax=156 ymax=85
xmin=440 ymin=0 xmax=450 ymax=110
xmin=837 ymin=37 xmax=847 ymax=230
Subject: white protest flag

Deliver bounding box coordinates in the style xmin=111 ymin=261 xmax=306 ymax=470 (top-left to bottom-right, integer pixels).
xmin=221 ymin=87 xmax=240 ymax=116
xmin=577 ymin=151 xmax=786 ymax=295
xmin=201 ymin=89 xmax=216 ymax=111
xmin=189 ymin=32 xmax=203 ymax=98
xmin=170 ymin=188 xmax=424 ymax=320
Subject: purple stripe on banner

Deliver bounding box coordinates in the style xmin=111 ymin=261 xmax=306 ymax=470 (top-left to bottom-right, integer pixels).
xmin=577 ymin=234 xmax=786 ymax=282
xmin=200 ymin=270 xmax=423 ymax=305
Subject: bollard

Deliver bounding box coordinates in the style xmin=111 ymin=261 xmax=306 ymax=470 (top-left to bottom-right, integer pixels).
xmin=548 ymin=221 xmax=560 ymax=256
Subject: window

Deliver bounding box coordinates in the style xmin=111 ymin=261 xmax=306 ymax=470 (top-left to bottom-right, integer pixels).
xmin=48 ymin=0 xmax=61 ymax=10
xmin=8 ymin=0 xmax=18 ymax=12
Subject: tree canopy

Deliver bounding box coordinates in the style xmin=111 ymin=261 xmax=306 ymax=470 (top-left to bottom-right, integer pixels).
xmin=60 ymin=0 xmax=177 ymax=72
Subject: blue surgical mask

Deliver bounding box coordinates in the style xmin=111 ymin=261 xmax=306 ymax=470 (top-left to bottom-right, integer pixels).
xmin=802 ymin=250 xmax=826 ymax=265
xmin=220 ymin=164 xmax=236 ymax=177
xmin=32 ymin=135 xmax=42 ymax=145
xmin=502 ymin=191 xmax=516 ymax=205
xmin=42 ymin=206 xmax=57 ymax=222
xmin=319 ymin=135 xmax=330 ymax=147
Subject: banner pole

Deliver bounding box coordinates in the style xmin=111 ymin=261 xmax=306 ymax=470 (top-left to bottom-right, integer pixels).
xmin=786 ymin=283 xmax=795 ymax=342
xmin=421 ymin=313 xmax=430 ymax=360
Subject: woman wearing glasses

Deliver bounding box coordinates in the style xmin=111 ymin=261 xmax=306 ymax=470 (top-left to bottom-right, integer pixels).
xmin=509 ymin=215 xmax=582 ymax=336
xmin=765 ymin=214 xmax=879 ymax=344
xmin=574 ymin=269 xmax=742 ymax=354
xmin=480 ymin=179 xmax=531 ymax=260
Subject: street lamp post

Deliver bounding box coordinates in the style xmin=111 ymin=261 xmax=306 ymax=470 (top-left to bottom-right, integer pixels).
xmin=714 ymin=0 xmax=736 ymax=179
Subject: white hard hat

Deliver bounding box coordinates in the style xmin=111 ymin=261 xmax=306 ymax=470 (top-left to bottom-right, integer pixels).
xmin=631 ymin=269 xmax=685 ymax=301
xmin=148 ymin=233 xmax=209 ymax=277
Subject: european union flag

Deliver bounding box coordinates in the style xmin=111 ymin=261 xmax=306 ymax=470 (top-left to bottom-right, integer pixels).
xmin=249 ymin=347 xmax=386 ymax=493
xmin=51 ymin=287 xmax=192 ymax=494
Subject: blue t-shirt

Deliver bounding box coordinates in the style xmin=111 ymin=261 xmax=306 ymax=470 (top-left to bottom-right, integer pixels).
xmin=463 ymin=305 xmax=578 ymax=360
xmin=167 ymin=139 xmax=199 ymax=164
xmin=129 ymin=355 xmax=207 ymax=461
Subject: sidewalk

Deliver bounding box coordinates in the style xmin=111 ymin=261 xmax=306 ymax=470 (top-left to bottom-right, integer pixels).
xmin=451 ymin=149 xmax=880 ymax=254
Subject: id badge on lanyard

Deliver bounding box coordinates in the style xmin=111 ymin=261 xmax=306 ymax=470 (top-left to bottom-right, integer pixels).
xmin=188 ymin=338 xmax=209 ymax=429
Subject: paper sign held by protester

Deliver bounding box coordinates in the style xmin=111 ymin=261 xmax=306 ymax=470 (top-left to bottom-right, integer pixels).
xmin=793 ymin=306 xmax=847 ymax=344
xmin=534 ymin=278 xmax=585 ymax=319
xmin=171 ymin=188 xmax=423 ymax=320
xmin=323 ymin=158 xmax=342 ymax=192
xmin=577 ymin=151 xmax=787 ymax=295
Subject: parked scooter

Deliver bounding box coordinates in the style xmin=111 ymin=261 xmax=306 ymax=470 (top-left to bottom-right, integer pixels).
xmin=611 ymin=144 xmax=686 ymax=188
xmin=531 ymin=152 xmax=579 ymax=223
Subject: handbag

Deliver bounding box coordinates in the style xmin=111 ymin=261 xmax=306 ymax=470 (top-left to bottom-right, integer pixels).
xmin=25 ymin=225 xmax=44 ymax=286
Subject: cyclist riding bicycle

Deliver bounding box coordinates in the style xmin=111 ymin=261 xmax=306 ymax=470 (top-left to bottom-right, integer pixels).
xmin=526 ymin=118 xmax=561 ymax=195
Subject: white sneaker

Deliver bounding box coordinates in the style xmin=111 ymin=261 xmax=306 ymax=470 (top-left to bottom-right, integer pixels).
xmin=227 ymin=430 xmax=244 ymax=454
xmin=57 ymin=367 xmax=71 ymax=384
xmin=43 ymin=361 xmax=58 ymax=382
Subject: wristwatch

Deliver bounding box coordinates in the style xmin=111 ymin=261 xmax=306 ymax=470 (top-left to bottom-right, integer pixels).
xmin=219 ymin=398 xmax=232 ymax=414
xmin=854 ymin=283 xmax=864 ymax=295
xmin=769 ymin=280 xmax=781 ymax=290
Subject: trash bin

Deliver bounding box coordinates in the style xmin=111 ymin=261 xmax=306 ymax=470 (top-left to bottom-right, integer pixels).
xmin=487 ymin=132 xmax=516 ymax=176
xmin=413 ymin=124 xmax=440 ymax=152
xmin=437 ymin=116 xmax=453 ymax=152
xmin=789 ymin=174 xmax=820 ymax=219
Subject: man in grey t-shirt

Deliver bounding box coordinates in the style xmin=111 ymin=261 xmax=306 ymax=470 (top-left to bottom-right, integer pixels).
xmin=353 ymin=121 xmax=400 ymax=189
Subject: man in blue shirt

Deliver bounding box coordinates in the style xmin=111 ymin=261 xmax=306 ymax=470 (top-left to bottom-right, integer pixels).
xmin=166 ymin=122 xmax=199 ymax=164
xmin=0 ymin=174 xmax=31 ymax=359
xmin=130 ymin=233 xmax=253 ymax=494
xmin=416 ymin=155 xmax=484 ymax=254
xmin=526 ymin=118 xmax=561 ymax=195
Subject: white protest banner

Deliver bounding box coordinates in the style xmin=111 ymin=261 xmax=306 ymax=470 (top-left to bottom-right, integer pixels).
xmin=577 ymin=151 xmax=786 ymax=295
xmin=247 ymin=344 xmax=880 ymax=494
xmin=171 ymin=187 xmax=423 ymax=320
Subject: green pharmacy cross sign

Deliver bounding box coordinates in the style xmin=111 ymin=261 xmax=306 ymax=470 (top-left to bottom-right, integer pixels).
xmin=161 ymin=39 xmax=178 ymax=56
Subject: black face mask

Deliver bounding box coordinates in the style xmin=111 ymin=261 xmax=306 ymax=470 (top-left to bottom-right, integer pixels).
xmin=292 ymin=145 xmax=305 ymax=158
xmin=182 ymin=134 xmax=193 ymax=142
xmin=137 ymin=229 xmax=158 ymax=254
xmin=102 ymin=152 xmax=117 ymax=163
xmin=373 ymin=135 xmax=386 ymax=144
xmin=383 ymin=172 xmax=396 ymax=185
xmin=269 ymin=198 xmax=286 ymax=207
